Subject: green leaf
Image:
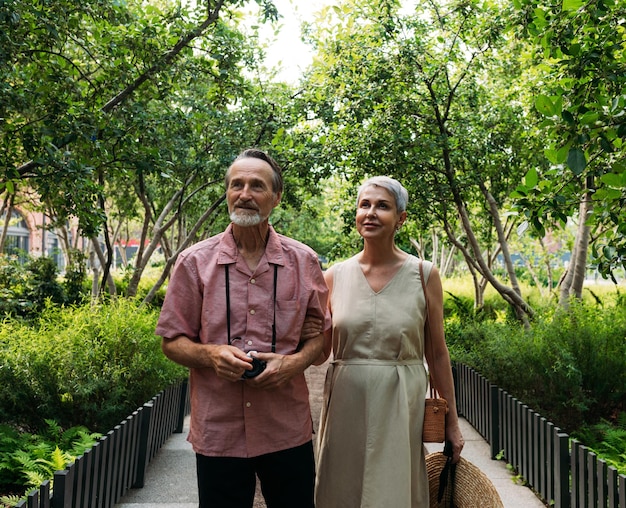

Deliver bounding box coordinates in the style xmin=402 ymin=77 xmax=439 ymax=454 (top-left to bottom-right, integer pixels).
xmin=562 ymin=0 xmax=585 ymax=11
xmin=544 ymin=148 xmax=560 ymax=164
xmin=561 ymin=110 xmax=575 ymax=124
xmin=532 ymin=216 xmax=546 ymax=237
xmin=600 ymin=173 xmax=623 ymax=187
xmin=510 ymin=188 xmax=528 ymax=198
xmin=567 ymin=148 xmax=586 ymax=175
xmin=580 ymin=111 xmax=599 ymax=125
xmin=599 ymin=136 xmax=613 ymax=153
xmin=523 ymin=168 xmax=539 ymax=188
xmin=568 ymin=43 xmax=581 ymax=56
xmin=605 ymin=188 xmax=622 ymax=200
xmin=535 ymin=95 xmax=555 ymax=116
xmin=556 ymin=145 xmax=569 ymax=164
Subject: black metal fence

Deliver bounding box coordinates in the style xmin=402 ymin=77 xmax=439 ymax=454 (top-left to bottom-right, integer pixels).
xmin=15 ymin=364 xmax=626 ymax=508
xmin=16 ymin=379 xmax=190 ymax=508
xmin=455 ymin=363 xmax=626 ymax=508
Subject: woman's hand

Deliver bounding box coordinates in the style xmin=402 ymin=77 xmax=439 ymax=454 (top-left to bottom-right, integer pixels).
xmin=301 ymin=314 xmax=323 ymax=340
xmin=445 ymin=422 xmax=465 ymax=463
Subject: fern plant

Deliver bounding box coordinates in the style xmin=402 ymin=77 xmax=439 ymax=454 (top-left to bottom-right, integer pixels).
xmin=575 ymin=413 xmax=626 ymax=476
xmin=16 ymin=446 xmax=72 ymax=490
xmin=0 ymin=420 xmax=100 ymax=507
xmin=0 ymin=494 xmax=22 ymax=508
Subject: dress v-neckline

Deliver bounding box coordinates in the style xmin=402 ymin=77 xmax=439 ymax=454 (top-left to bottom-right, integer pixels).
xmin=357 ymin=256 xmax=409 ymax=295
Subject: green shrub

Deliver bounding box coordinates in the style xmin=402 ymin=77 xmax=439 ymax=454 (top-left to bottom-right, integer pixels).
xmin=63 ymin=250 xmax=88 ymax=305
xmin=0 ymin=256 xmax=29 ymax=317
xmin=0 ymin=255 xmax=88 ymax=319
xmin=448 ymin=300 xmax=626 ymax=433
xmin=22 ymin=257 xmax=66 ymax=314
xmin=0 ymin=299 xmax=186 ymax=433
xmin=0 ymin=298 xmax=185 ymax=505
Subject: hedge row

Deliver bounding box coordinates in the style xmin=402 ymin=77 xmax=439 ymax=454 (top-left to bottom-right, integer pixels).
xmin=0 ymin=299 xmax=186 ymax=434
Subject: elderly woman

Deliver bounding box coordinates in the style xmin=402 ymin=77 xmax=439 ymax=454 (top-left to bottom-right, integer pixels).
xmin=315 ymin=176 xmax=463 ymax=507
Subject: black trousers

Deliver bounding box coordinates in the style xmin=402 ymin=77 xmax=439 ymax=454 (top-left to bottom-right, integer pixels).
xmin=196 ymin=441 xmax=315 ymax=508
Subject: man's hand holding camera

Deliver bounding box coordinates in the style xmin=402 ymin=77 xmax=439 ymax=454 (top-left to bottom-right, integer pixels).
xmin=213 ymin=313 xmax=324 ymax=386
xmin=209 ymin=346 xmax=292 ymax=387
xmin=209 ymin=344 xmax=252 ymax=381
xmin=244 ymin=351 xmax=295 ymax=389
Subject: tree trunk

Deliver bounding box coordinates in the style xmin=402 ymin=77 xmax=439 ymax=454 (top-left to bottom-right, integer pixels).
xmin=0 ymin=194 xmax=14 ymax=253
xmin=429 ymin=68 xmax=532 ymax=323
xmin=138 ymin=193 xmax=226 ymax=304
xmin=479 ymin=181 xmax=525 ymax=301
xmin=559 ymin=191 xmax=592 ymax=306
xmin=520 ymin=253 xmax=545 ymax=297
xmin=90 ymin=237 xmax=117 ymax=295
xmin=409 ymin=237 xmax=425 ymax=260
xmin=445 ymin=183 xmax=533 ymax=325
xmin=469 ymin=258 xmax=485 ymax=309
xmin=441 ymin=244 xmax=456 ymax=277
xmin=89 ymin=250 xmax=100 ymax=301
xmin=125 ymin=172 xmax=216 ymax=298
xmin=55 ymin=222 xmax=73 ymax=270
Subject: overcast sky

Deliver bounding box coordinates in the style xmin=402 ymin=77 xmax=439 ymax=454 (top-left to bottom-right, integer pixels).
xmin=254 ymin=0 xmax=332 ymax=83
xmin=252 ymin=0 xmax=418 ymax=83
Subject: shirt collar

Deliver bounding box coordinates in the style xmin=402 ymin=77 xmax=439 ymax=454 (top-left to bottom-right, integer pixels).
xmin=217 ymin=223 xmax=285 ymax=267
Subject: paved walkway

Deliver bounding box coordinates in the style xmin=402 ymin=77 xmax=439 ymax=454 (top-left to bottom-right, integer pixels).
xmin=115 ymin=363 xmax=546 ymax=508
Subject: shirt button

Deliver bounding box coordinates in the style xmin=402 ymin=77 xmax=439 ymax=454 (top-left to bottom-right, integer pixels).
xmin=250 ymin=309 xmax=255 ymax=315
xmin=246 ymin=402 xmax=251 ymax=408
xmin=250 ymin=278 xmax=256 ymax=284
xmin=247 ymin=340 xmax=253 ymax=346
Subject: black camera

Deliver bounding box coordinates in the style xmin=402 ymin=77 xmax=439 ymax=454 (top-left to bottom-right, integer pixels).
xmin=241 ymin=351 xmax=266 ymax=379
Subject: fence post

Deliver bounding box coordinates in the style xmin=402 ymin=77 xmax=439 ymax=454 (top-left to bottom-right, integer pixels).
xmin=132 ymin=401 xmax=154 ymax=489
xmin=175 ymin=379 xmax=189 ymax=434
xmin=52 ymin=469 xmax=73 ymax=508
xmin=554 ymin=432 xmax=570 ymax=508
xmin=490 ymin=384 xmax=500 ymax=460
xmin=40 ymin=479 xmax=51 ymax=508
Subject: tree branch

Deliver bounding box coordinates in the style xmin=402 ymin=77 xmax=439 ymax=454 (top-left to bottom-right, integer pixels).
xmin=13 ymin=0 xmax=228 ymax=178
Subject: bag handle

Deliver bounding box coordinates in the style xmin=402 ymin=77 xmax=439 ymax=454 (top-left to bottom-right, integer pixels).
xmin=419 ymin=260 xmax=439 ymax=400
xmin=438 ymin=441 xmax=457 ymax=505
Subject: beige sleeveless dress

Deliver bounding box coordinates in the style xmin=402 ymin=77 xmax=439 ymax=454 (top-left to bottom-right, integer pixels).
xmin=315 ymin=255 xmax=431 ymax=508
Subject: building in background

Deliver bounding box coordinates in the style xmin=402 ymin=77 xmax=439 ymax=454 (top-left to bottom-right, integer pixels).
xmin=1 ymin=205 xmax=82 ymax=272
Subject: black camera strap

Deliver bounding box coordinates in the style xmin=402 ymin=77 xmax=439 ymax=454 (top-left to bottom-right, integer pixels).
xmin=225 ymin=264 xmax=278 ymax=353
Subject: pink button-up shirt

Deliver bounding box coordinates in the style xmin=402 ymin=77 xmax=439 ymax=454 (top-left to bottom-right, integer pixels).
xmin=155 ymin=224 xmax=330 ymax=458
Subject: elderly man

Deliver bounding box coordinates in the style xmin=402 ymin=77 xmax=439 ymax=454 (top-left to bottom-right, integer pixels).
xmin=156 ymin=148 xmax=329 ymax=508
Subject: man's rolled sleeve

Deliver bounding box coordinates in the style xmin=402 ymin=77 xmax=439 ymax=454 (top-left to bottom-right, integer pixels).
xmin=156 ymin=254 xmax=203 ymax=341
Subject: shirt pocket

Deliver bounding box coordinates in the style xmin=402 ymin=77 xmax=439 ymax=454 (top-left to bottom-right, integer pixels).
xmin=272 ymin=299 xmax=303 ymax=352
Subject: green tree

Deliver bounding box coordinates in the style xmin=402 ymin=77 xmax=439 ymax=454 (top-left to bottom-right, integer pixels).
xmin=509 ymin=0 xmax=626 ymax=302
xmin=299 ymin=0 xmax=544 ymax=322
xmin=1 ymin=0 xmax=320 ymax=302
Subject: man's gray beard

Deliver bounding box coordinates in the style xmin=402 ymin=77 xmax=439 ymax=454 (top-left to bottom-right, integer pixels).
xmin=230 ymin=210 xmax=265 ymax=227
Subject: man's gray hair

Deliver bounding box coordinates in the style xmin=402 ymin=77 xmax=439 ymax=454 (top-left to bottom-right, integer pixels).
xmin=225 ymin=148 xmax=283 ymax=194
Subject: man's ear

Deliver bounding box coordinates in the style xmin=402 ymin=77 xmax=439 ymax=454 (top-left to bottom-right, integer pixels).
xmin=273 ymin=192 xmax=282 ymax=207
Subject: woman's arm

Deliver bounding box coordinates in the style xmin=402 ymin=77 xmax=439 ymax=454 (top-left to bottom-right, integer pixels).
xmin=313 ymin=267 xmax=334 ymax=365
xmin=423 ymin=265 xmax=465 ymax=463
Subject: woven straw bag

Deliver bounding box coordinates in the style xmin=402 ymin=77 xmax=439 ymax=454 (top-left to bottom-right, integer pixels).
xmin=426 ymin=452 xmax=504 ymax=508
xmin=423 ymin=386 xmax=448 ymax=443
